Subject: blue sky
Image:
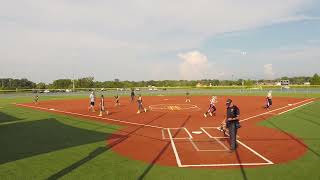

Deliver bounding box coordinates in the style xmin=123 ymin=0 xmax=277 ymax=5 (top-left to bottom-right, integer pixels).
xmin=0 ymin=0 xmax=319 ymax=82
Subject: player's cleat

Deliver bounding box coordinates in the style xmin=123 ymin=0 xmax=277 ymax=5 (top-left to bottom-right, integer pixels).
xmin=204 ymin=113 xmax=207 ymax=117
xmin=219 ymin=126 xmax=226 ymax=135
xmin=144 ymin=108 xmax=147 ymax=112
xmin=137 ymin=111 xmax=140 ymax=114
xmin=98 ymin=114 xmax=102 ymax=117
xmin=209 ymin=112 xmax=213 ymax=117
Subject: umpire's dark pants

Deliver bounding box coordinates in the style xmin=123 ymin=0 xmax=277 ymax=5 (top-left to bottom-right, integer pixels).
xmin=228 ymin=120 xmax=238 ymax=150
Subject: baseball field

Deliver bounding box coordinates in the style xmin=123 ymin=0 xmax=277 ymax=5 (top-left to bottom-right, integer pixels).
xmin=0 ymin=90 xmax=319 ymax=180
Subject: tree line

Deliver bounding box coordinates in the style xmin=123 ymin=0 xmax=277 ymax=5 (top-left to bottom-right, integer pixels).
xmin=1 ymin=74 xmax=320 ymax=90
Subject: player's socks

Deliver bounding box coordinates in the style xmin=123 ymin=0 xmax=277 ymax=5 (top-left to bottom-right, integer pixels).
xmin=204 ymin=113 xmax=207 ymax=117
xmin=144 ymin=108 xmax=147 ymax=112
xmin=209 ymin=112 xmax=213 ymax=117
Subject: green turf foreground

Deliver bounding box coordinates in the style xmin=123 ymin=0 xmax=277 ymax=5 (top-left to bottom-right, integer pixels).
xmin=0 ymin=96 xmax=319 ymax=180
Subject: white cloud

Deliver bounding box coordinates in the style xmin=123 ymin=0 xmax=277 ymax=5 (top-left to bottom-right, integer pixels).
xmin=0 ymin=0 xmax=317 ymax=82
xmin=272 ymin=15 xmax=320 ymax=24
xmin=178 ymin=51 xmax=210 ymax=80
xmin=264 ymin=64 xmax=275 ymax=79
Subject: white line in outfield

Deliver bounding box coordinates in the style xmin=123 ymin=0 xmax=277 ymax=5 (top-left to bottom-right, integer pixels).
xmin=201 ymin=98 xmax=315 ymax=128
xmin=167 ymin=128 xmax=183 ymax=167
xmin=278 ymin=101 xmax=314 ymax=115
xmin=15 ymin=103 xmax=165 ymax=129
xmin=239 ymin=98 xmax=315 ymax=123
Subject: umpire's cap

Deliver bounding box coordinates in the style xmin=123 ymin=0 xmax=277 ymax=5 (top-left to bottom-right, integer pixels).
xmin=226 ymin=99 xmax=232 ymax=105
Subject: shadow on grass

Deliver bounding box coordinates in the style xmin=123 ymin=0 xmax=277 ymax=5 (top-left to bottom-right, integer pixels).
xmin=235 ymin=150 xmax=248 ymax=180
xmin=265 ymin=120 xmax=320 ymax=158
xmin=0 ymin=111 xmax=22 ymax=123
xmin=0 ymin=118 xmax=123 ymax=164
xmin=48 ymin=112 xmax=167 ymax=180
xmin=47 ymin=146 xmax=114 ymax=180
xmin=295 ymin=113 xmax=320 ymax=127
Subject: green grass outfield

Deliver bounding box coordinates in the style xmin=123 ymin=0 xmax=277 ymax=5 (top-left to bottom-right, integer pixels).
xmin=0 ymin=94 xmax=319 ymax=179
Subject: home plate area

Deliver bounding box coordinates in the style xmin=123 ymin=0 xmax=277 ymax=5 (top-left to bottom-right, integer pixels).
xmin=162 ymin=127 xmax=273 ymax=167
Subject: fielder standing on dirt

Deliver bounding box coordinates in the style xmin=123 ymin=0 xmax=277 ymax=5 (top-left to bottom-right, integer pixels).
xmin=89 ymin=91 xmax=96 ymax=112
xmin=136 ymin=94 xmax=147 ymax=114
xmin=224 ymin=99 xmax=241 ymax=151
xmin=34 ymin=94 xmax=39 ymax=105
xmin=185 ymin=91 xmax=191 ymax=102
xmin=265 ymin=90 xmax=273 ymax=109
xmin=131 ymin=89 xmax=135 ymax=103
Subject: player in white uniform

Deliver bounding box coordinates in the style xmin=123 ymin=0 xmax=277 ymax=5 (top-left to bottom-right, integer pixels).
xmin=204 ymin=96 xmax=218 ymax=117
xmin=265 ymin=90 xmax=273 ymax=109
xmin=89 ymin=91 xmax=96 ymax=112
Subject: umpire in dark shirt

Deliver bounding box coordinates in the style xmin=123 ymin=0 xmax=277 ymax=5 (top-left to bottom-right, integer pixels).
xmin=225 ymin=99 xmax=241 ymax=151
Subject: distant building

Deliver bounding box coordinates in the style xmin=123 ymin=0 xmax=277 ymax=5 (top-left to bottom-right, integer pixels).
xmin=304 ymin=82 xmax=311 ymax=85
xmin=280 ymin=80 xmax=290 ymax=90
xmin=280 ymin=80 xmax=290 ymax=86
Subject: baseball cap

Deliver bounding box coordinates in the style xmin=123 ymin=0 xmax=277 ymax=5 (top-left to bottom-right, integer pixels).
xmin=226 ymin=99 xmax=232 ymax=105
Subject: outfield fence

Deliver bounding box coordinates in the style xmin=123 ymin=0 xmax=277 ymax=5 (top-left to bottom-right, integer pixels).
xmin=1 ymin=86 xmax=320 ymax=98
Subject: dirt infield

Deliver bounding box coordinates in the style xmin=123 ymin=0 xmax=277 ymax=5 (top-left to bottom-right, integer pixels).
xmin=16 ymin=96 xmax=314 ymax=168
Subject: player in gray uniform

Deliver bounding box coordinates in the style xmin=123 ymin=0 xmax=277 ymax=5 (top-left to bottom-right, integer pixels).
xmin=137 ymin=95 xmax=147 ymax=114
xmin=98 ymin=95 xmax=109 ymax=116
